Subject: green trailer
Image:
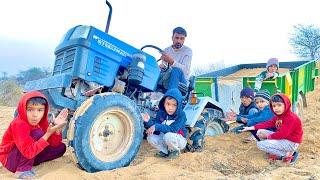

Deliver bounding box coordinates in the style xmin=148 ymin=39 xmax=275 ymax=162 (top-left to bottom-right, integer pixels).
xmin=195 ymin=60 xmax=319 ymax=117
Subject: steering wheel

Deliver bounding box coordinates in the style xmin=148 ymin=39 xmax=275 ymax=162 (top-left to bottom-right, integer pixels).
xmin=140 ymin=45 xmax=170 ymax=72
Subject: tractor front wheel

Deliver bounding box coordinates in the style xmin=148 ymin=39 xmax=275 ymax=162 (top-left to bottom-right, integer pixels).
xmin=67 ymin=93 xmax=143 ymax=172
xmin=203 ymin=108 xmax=229 ymax=136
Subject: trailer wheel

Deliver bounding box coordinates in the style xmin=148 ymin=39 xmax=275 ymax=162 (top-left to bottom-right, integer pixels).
xmin=68 ymin=93 xmax=143 ymax=172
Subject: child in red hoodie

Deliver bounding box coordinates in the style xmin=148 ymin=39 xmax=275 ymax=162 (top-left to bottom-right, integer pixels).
xmin=241 ymin=94 xmax=303 ymax=163
xmin=0 ymin=91 xmax=68 ymax=179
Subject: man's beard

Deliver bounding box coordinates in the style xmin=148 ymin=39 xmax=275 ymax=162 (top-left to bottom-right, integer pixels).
xmin=173 ymin=43 xmax=182 ymax=49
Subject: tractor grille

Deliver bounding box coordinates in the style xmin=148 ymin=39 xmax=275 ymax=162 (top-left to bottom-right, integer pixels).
xmin=53 ymin=49 xmax=76 ymax=76
xmin=92 ymin=56 xmax=109 ymax=78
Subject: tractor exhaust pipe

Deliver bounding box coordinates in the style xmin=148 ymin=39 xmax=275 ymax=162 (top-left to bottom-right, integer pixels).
xmin=105 ymin=0 xmax=112 ymax=33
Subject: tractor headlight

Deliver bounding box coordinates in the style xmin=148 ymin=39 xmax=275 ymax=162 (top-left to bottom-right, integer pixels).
xmin=69 ymin=25 xmax=91 ymax=40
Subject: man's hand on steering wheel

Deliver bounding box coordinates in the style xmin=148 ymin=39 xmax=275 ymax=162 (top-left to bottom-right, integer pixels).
xmin=140 ymin=44 xmax=171 ymax=72
xmin=160 ymin=52 xmax=174 ymax=65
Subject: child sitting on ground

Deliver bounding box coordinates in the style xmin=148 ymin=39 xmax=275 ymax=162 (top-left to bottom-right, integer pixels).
xmin=0 ymin=91 xmax=68 ymax=179
xmin=224 ymin=87 xmax=258 ymax=132
xmin=236 ymin=89 xmax=276 ymax=142
xmin=254 ymin=58 xmax=280 ymax=92
xmin=240 ymin=94 xmax=303 ymax=164
xmin=142 ymin=88 xmax=187 ymax=159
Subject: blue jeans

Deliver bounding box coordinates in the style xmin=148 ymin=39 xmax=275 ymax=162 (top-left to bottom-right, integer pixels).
xmin=158 ymin=67 xmax=187 ymax=90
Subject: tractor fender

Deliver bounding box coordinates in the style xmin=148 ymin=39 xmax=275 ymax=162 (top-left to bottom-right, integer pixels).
xmin=184 ymin=97 xmax=224 ymax=127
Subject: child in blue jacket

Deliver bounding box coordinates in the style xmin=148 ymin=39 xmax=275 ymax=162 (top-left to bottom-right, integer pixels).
xmin=142 ymin=88 xmax=187 ymax=159
xmin=226 ymin=87 xmax=258 ymax=121
xmin=225 ymin=87 xmax=258 ymax=132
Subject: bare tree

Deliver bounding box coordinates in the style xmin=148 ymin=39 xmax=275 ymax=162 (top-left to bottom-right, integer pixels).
xmin=289 ymin=24 xmax=320 ymax=60
xmin=0 ymin=80 xmax=23 ymax=106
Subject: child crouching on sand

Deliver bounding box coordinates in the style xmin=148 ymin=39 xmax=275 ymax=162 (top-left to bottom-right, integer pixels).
xmin=240 ymin=94 xmax=303 ymax=164
xmin=0 ymin=91 xmax=68 ymax=179
xmin=142 ymin=88 xmax=187 ymax=159
xmin=233 ymin=89 xmax=276 ymax=143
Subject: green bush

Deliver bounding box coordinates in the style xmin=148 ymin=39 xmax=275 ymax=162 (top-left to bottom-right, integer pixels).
xmin=0 ymin=80 xmax=23 ymax=107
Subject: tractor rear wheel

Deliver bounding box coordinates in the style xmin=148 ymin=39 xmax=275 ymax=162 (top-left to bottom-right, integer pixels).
xmin=67 ymin=93 xmax=143 ymax=172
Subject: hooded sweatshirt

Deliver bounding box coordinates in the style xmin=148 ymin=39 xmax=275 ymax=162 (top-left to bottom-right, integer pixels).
xmin=0 ymin=91 xmax=63 ymax=166
xmin=144 ymin=88 xmax=187 ymax=137
xmin=254 ymin=94 xmax=303 ymax=143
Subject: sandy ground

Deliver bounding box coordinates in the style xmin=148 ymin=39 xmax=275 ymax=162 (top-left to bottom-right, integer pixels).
xmin=1 ymin=79 xmax=320 ymax=179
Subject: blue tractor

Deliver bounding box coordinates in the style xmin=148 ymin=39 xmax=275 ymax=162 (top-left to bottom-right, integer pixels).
xmin=24 ymin=1 xmax=228 ymax=172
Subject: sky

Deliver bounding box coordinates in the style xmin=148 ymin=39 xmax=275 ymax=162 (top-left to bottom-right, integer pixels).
xmin=0 ymin=0 xmax=319 ymax=75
